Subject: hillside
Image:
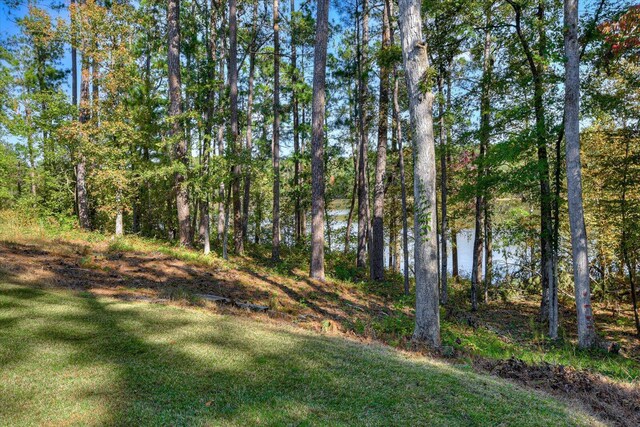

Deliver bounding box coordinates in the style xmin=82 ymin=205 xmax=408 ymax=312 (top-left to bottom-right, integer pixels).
xmin=1 ymin=214 xmax=639 ymax=425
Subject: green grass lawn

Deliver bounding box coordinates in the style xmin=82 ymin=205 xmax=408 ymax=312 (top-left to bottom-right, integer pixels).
xmin=0 ymin=281 xmax=600 ymax=426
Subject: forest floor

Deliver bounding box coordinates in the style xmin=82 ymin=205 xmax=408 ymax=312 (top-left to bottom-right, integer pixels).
xmin=0 ymin=212 xmax=639 ymax=425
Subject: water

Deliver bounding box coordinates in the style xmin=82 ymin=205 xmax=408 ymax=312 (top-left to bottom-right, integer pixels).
xmin=327 ymin=210 xmax=522 ymax=279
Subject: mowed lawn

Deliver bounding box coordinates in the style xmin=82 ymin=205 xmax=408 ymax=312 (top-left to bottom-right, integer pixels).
xmin=0 ymin=281 xmax=600 ymax=426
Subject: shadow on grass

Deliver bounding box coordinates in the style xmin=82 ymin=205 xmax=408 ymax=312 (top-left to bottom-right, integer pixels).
xmin=0 ymin=280 xmax=599 ymax=426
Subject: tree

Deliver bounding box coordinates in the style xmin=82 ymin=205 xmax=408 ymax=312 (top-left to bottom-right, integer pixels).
xmin=356 ymin=0 xmax=370 ymax=271
xmin=507 ymin=0 xmax=556 ymax=332
xmin=397 ymin=0 xmax=440 ymax=348
xmin=272 ymin=0 xmax=281 ymax=262
xmin=564 ymin=0 xmax=596 ymax=348
xmin=371 ymin=0 xmax=391 ymax=281
xmin=471 ymin=4 xmax=493 ymax=312
xmin=229 ymin=0 xmax=243 ymax=254
xmin=310 ymin=0 xmax=330 ymax=281
xmin=167 ymin=0 xmax=191 ymax=247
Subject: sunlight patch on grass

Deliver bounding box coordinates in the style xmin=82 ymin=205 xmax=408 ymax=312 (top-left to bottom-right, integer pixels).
xmin=0 ymin=281 xmax=601 ymax=426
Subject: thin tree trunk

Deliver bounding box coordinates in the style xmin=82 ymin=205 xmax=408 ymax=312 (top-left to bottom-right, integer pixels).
xmin=345 ymin=84 xmax=358 ymax=253
xmin=291 ymin=0 xmax=303 ymax=244
xmin=484 ymin=203 xmax=493 ymax=302
xmin=71 ymin=0 xmax=77 ymax=108
xmin=345 ymin=170 xmax=357 ymax=252
xmin=371 ymin=0 xmax=391 ymax=281
xmin=25 ymin=103 xmax=36 ymax=199
xmin=272 ymin=0 xmax=281 ymax=261
xmin=201 ymin=0 xmax=219 ymax=255
xmin=309 ymin=0 xmax=330 ymax=281
xmin=438 ymin=74 xmax=448 ymax=305
xmin=217 ymin=30 xmax=227 ymax=243
xmin=472 ymin=6 xmax=492 ymax=311
xmin=77 ymin=46 xmax=91 ymax=230
xmin=229 ymin=0 xmax=243 ymax=254
xmin=564 ymin=0 xmax=596 ymax=347
xmin=398 ymin=0 xmax=440 ymax=347
xmin=508 ymin=0 xmax=554 ymax=325
xmin=394 ymin=77 xmax=410 ymax=296
xmin=356 ymin=0 xmax=370 ymax=270
xmin=168 ymin=0 xmax=191 ymax=247
xmin=243 ymin=1 xmax=258 ymax=244
xmin=223 ymin=184 xmax=231 ymax=260
xmin=620 ymin=134 xmax=640 ymax=336
xmin=115 ymin=190 xmax=123 ymax=236
xmin=217 ymin=123 xmax=226 ymax=241
xmin=389 ymin=2 xmax=410 ymax=296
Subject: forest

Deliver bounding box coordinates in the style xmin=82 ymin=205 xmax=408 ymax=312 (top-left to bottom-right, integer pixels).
xmin=0 ymin=0 xmax=639 ymax=425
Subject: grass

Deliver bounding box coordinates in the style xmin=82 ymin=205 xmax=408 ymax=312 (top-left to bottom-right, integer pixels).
xmin=0 ymin=280 xmax=601 ymax=426
xmin=0 ymin=210 xmax=638 ymax=385
xmin=441 ymin=317 xmax=640 ymax=381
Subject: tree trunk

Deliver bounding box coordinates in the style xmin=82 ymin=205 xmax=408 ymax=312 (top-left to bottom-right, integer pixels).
xmin=115 ymin=190 xmax=124 ymax=236
xmin=394 ymin=77 xmax=410 ymax=296
xmin=564 ymin=0 xmax=596 ymax=347
xmin=438 ymin=74 xmax=448 ymax=305
xmin=167 ymin=0 xmax=191 ymax=247
xmin=201 ymin=0 xmax=220 ymax=255
xmin=71 ymin=0 xmax=77 ymax=108
xmin=472 ymin=6 xmax=492 ymax=312
xmin=243 ymin=33 xmax=255 ymax=245
xmin=398 ymin=0 xmax=440 ymax=348
xmin=309 ymin=0 xmax=330 ymax=281
xmin=484 ymin=203 xmax=493 ymax=302
xmin=217 ymin=123 xmax=226 ymax=242
xmin=356 ymin=0 xmax=370 ymax=270
xmin=345 ymin=92 xmax=358 ymax=254
xmin=229 ymin=0 xmax=243 ymax=254
xmin=371 ymin=0 xmax=391 ymax=281
xmin=508 ymin=0 xmax=554 ymax=326
xmin=620 ymin=136 xmax=640 ymax=336
xmin=291 ymin=0 xmax=303 ymax=244
xmin=77 ymin=48 xmax=91 ymax=230
xmin=272 ymin=0 xmax=281 ymax=261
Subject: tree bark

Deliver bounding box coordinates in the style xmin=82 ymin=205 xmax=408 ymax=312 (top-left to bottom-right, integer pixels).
xmin=71 ymin=0 xmax=77 ymax=108
xmin=229 ymin=0 xmax=243 ymax=254
xmin=243 ymin=28 xmax=255 ymax=245
xmin=508 ymin=0 xmax=555 ymax=327
xmin=398 ymin=0 xmax=440 ymax=347
xmin=167 ymin=0 xmax=191 ymax=247
xmin=291 ymin=0 xmax=303 ymax=244
xmin=356 ymin=0 xmax=370 ymax=270
xmin=484 ymin=202 xmax=493 ymax=302
xmin=438 ymin=74 xmax=448 ymax=305
xmin=472 ymin=6 xmax=492 ymax=311
xmin=394 ymin=77 xmax=410 ymax=296
xmin=371 ymin=0 xmax=391 ymax=281
xmin=272 ymin=0 xmax=281 ymax=261
xmin=201 ymin=0 xmax=219 ymax=255
xmin=77 ymin=44 xmax=91 ymax=230
xmin=564 ymin=0 xmax=596 ymax=347
xmin=309 ymin=0 xmax=330 ymax=281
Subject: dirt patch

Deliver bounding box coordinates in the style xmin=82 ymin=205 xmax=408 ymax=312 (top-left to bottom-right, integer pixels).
xmin=476 ymin=357 xmax=640 ymax=427
xmin=0 ymin=239 xmax=393 ymax=335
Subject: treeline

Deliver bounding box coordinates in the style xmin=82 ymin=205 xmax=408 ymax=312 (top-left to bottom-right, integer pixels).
xmin=0 ymin=0 xmax=638 ymax=347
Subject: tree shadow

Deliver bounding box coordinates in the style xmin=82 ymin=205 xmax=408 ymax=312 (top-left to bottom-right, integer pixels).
xmin=0 ymin=280 xmax=603 ymax=426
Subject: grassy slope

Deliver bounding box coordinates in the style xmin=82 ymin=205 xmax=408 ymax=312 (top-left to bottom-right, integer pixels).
xmin=0 ymin=212 xmax=637 ymax=385
xmin=0 ymin=281 xmax=599 ymax=426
